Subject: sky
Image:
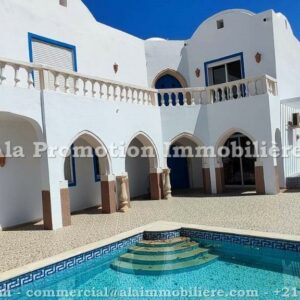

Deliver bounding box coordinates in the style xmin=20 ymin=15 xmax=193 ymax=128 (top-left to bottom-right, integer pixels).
xmin=82 ymin=0 xmax=300 ymax=40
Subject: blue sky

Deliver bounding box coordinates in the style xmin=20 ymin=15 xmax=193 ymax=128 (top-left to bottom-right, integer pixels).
xmin=82 ymin=0 xmax=300 ymax=40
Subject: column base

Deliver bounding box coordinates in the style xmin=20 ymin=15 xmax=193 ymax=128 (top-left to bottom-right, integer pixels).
xmin=61 ymin=188 xmax=71 ymax=227
xmin=42 ymin=191 xmax=52 ymax=230
xmin=101 ymin=180 xmax=117 ymax=214
xmin=42 ymin=188 xmax=71 ymax=230
xmin=202 ymin=168 xmax=211 ymax=194
xmin=255 ymin=165 xmax=266 ymax=195
xmin=150 ymin=172 xmax=162 ymax=200
xmin=274 ymin=166 xmax=280 ymax=194
xmin=160 ymin=173 xmax=165 ymax=199
xmin=215 ymin=167 xmax=224 ymax=194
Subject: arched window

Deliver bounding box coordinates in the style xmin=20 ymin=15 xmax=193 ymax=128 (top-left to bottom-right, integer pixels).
xmin=155 ymin=74 xmax=184 ymax=106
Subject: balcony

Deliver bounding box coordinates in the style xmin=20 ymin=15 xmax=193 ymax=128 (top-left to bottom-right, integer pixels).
xmin=157 ymin=75 xmax=278 ymax=106
xmin=0 ymin=57 xmax=278 ymax=108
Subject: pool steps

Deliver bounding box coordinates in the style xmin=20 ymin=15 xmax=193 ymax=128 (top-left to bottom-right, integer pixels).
xmin=111 ymin=237 xmax=218 ymax=275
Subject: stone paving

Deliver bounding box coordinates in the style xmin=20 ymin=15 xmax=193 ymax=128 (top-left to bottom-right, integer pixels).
xmin=1 ymin=191 xmax=300 ymax=273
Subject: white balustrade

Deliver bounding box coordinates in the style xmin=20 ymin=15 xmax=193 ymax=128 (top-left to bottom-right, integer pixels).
xmin=157 ymin=75 xmax=278 ymax=107
xmin=0 ymin=57 xmax=278 ymax=108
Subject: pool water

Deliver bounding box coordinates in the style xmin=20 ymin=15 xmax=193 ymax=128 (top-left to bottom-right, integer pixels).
xmin=8 ymin=240 xmax=300 ymax=300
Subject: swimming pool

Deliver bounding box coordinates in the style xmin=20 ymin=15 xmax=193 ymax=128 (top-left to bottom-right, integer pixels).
xmin=2 ymin=227 xmax=300 ymax=299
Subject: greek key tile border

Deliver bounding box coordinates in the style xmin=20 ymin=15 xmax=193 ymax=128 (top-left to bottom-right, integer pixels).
xmin=0 ymin=233 xmax=143 ymax=293
xmin=143 ymin=230 xmax=181 ymax=240
xmin=2 ymin=228 xmax=300 ymax=293
xmin=180 ymin=228 xmax=300 ymax=252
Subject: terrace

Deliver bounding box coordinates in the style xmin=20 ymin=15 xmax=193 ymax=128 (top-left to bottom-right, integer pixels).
xmin=0 ymin=57 xmax=278 ymax=107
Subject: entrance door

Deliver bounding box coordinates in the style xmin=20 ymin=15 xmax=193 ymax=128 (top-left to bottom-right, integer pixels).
xmin=167 ymin=145 xmax=190 ymax=189
xmin=222 ymin=133 xmax=255 ymax=187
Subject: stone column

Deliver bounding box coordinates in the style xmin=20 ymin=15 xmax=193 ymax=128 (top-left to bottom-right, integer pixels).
xmin=40 ymin=150 xmax=71 ymax=230
xmin=101 ymin=175 xmax=117 ymax=214
xmin=117 ymin=175 xmax=130 ymax=212
xmin=255 ymin=160 xmax=266 ymax=195
xmin=202 ymin=167 xmax=212 ymax=194
xmin=162 ymin=168 xmax=172 ymax=199
xmin=0 ymin=151 xmax=6 ymax=167
xmin=150 ymin=168 xmax=162 ymax=200
xmin=42 ymin=180 xmax=71 ymax=230
xmin=215 ymin=162 xmax=224 ymax=194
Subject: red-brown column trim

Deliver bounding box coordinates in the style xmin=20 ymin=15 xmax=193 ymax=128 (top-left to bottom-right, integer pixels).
xmin=101 ymin=175 xmax=117 ymax=214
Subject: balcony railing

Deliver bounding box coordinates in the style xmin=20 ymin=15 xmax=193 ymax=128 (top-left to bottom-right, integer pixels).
xmin=0 ymin=57 xmax=157 ymax=106
xmin=0 ymin=57 xmax=278 ymax=107
xmin=157 ymin=75 xmax=278 ymax=107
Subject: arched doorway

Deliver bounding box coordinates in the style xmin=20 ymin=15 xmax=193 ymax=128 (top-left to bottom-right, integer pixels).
xmin=64 ymin=131 xmax=114 ymax=220
xmin=0 ymin=113 xmax=43 ymax=229
xmin=167 ymin=134 xmax=209 ymax=194
xmin=125 ymin=133 xmax=160 ymax=200
xmin=220 ymin=132 xmax=256 ymax=189
xmin=154 ymin=70 xmax=187 ymax=106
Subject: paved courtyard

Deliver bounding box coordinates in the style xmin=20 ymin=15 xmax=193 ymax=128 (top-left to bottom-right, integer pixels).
xmin=1 ymin=191 xmax=300 ymax=273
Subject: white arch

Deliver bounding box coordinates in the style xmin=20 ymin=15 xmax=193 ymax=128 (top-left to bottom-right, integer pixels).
xmin=167 ymin=132 xmax=208 ymax=166
xmin=65 ymin=130 xmax=112 ymax=176
xmin=0 ymin=112 xmax=44 ymax=142
xmin=152 ymin=68 xmax=188 ymax=88
xmin=126 ymin=131 xmax=160 ymax=170
xmin=170 ymin=132 xmax=205 ymax=147
xmin=215 ymin=128 xmax=257 ymax=164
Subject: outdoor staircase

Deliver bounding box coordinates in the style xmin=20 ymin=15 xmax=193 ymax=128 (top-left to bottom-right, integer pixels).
xmin=111 ymin=237 xmax=218 ymax=275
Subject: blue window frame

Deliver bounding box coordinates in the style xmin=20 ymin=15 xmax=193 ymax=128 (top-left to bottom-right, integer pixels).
xmin=28 ymin=33 xmax=78 ymax=71
xmin=67 ymin=144 xmax=77 ymax=187
xmin=93 ymin=149 xmax=101 ymax=182
xmin=204 ymin=52 xmax=245 ymax=87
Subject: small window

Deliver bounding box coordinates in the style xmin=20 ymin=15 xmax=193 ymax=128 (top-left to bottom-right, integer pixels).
xmin=208 ymin=60 xmax=242 ymax=86
xmin=217 ymin=19 xmax=224 ymax=29
xmin=59 ymin=0 xmax=67 ymax=7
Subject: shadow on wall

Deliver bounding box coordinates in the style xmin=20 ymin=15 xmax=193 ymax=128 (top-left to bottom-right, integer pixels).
xmin=125 ymin=138 xmax=150 ymax=199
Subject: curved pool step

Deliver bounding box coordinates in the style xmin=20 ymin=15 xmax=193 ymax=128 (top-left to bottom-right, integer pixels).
xmin=128 ymin=241 xmax=199 ymax=255
xmin=111 ymin=254 xmax=218 ymax=275
xmin=119 ymin=247 xmax=209 ymax=265
xmin=136 ymin=237 xmax=190 ymax=248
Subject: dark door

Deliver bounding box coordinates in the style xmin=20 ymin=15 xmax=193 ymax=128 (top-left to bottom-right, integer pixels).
xmin=167 ymin=146 xmax=190 ymax=189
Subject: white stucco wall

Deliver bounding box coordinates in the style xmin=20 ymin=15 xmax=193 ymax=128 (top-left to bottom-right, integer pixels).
xmin=272 ymin=13 xmax=300 ymax=99
xmin=0 ymin=118 xmax=42 ymax=229
xmin=187 ymin=10 xmax=277 ymax=88
xmin=0 ymin=0 xmax=149 ymax=87
xmin=145 ymin=40 xmax=189 ymax=87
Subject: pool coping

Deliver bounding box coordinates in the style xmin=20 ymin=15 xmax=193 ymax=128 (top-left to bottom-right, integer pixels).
xmin=1 ymin=221 xmax=300 ymax=283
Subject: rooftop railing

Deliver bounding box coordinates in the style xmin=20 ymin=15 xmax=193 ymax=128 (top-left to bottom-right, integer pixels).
xmin=0 ymin=57 xmax=278 ymax=107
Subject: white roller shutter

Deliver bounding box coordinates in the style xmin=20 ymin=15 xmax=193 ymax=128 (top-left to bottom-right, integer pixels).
xmin=31 ymin=39 xmax=75 ymax=91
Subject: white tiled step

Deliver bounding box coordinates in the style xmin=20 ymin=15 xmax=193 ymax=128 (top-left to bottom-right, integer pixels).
xmin=128 ymin=241 xmax=199 ymax=255
xmin=111 ymin=254 xmax=218 ymax=275
xmin=136 ymin=237 xmax=190 ymax=248
xmin=119 ymin=247 xmax=209 ymax=264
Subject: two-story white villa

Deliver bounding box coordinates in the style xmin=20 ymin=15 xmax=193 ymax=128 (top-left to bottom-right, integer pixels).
xmin=1 ymin=0 xmax=300 ymax=230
